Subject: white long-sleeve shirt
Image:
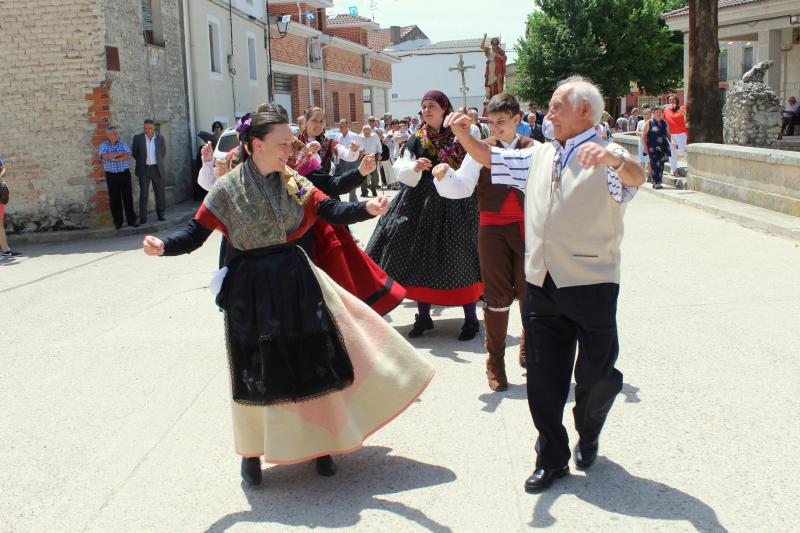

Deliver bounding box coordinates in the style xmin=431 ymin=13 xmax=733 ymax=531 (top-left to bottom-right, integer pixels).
xmin=434 ymin=136 xmax=524 ymax=199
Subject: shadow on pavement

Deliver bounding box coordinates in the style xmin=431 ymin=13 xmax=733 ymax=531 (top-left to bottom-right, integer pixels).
xmin=528 ymin=458 xmax=727 ymax=532
xmin=203 ymin=446 xmax=456 ymax=533
xmin=478 ymin=383 xmax=528 ymax=413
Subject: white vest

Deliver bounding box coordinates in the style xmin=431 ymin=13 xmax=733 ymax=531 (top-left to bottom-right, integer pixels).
xmin=524 ymin=140 xmax=627 ymax=288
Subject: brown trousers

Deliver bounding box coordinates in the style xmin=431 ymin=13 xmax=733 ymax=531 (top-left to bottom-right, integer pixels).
xmin=478 ymin=223 xmax=527 ymax=360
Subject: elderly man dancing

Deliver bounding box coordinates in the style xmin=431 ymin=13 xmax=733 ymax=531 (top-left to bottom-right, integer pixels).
xmin=447 ymin=76 xmax=645 ymax=492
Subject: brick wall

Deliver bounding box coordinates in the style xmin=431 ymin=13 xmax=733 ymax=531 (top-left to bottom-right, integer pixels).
xmin=324 ymin=47 xmax=364 ymax=78
xmin=291 ymin=75 xmax=364 ymax=128
xmin=0 ymin=0 xmax=106 ymax=232
xmin=270 ymin=32 xmax=308 ymax=65
xmin=327 ymin=27 xmax=367 ymax=47
xmin=372 ymin=59 xmax=392 ymax=83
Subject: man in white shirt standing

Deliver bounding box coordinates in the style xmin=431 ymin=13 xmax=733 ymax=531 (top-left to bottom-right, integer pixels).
xmin=445 ymin=75 xmax=644 ymax=493
xmin=782 ymin=96 xmax=799 ymax=137
xmin=132 ymin=119 xmax=167 ymax=223
xmin=358 ymin=124 xmax=382 ymax=197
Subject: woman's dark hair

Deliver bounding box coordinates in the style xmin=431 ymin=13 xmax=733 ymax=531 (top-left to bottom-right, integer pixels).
xmin=211 ymin=120 xmax=224 ymax=131
xmin=242 ymin=103 xmax=289 ymax=155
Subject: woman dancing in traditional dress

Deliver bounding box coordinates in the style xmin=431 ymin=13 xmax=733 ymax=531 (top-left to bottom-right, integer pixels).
xmin=367 ymin=90 xmax=483 ymax=341
xmin=143 ymin=108 xmax=434 ymax=485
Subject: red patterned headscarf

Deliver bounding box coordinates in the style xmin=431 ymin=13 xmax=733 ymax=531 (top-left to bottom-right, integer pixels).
xmin=421 ymin=90 xmax=453 ymax=114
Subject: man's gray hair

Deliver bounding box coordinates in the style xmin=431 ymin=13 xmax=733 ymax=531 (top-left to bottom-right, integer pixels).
xmin=105 ymin=124 xmax=118 ymax=133
xmin=557 ymin=75 xmax=605 ymax=125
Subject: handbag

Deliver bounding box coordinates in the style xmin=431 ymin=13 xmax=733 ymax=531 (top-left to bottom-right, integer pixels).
xmin=0 ymin=181 xmax=9 ymax=205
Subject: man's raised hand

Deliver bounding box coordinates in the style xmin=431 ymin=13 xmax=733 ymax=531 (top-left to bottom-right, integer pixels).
xmin=576 ymin=143 xmax=620 ymax=170
xmin=432 ymin=163 xmax=451 ymax=181
xmin=349 ymin=140 xmax=361 ymax=153
xmin=359 ymin=154 xmax=377 ymax=176
xmin=444 ymin=112 xmax=473 ymax=138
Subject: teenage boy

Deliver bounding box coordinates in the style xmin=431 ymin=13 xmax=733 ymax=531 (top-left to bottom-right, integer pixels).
xmin=432 ymin=93 xmax=536 ymax=391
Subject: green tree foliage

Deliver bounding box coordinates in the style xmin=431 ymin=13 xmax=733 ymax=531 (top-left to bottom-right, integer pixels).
xmin=512 ymin=0 xmax=685 ymax=105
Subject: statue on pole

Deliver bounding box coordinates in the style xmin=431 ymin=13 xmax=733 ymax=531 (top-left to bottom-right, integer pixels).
xmin=480 ymin=34 xmax=507 ymax=101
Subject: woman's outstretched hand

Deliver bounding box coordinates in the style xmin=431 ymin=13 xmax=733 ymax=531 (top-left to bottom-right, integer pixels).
xmin=366 ymin=196 xmax=390 ymax=216
xmin=143 ymin=235 xmax=165 ymax=256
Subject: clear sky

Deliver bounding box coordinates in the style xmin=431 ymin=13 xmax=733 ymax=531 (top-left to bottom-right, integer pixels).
xmin=330 ymin=0 xmax=536 ymax=62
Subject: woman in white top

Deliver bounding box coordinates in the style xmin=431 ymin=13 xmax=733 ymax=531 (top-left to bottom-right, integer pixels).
xmin=636 ymin=106 xmax=652 ymax=178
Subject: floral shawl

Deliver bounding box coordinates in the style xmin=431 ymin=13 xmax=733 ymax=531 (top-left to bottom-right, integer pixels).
xmin=204 ymin=158 xmax=314 ymax=251
xmin=415 ymin=124 xmax=467 ymax=170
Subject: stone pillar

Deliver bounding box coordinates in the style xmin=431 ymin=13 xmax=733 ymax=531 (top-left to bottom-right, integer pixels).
xmin=369 ymin=87 xmax=376 ymax=117
xmin=757 ymin=29 xmax=781 ymax=92
xmin=728 ymin=44 xmax=744 ymax=82
xmin=383 ymin=88 xmax=390 ymax=114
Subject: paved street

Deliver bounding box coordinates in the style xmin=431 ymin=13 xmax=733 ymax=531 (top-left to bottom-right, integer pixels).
xmin=2 ymin=191 xmax=799 ymax=533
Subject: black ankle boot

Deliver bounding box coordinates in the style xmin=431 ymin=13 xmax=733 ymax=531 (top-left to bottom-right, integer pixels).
xmin=458 ymin=319 xmax=480 ymax=341
xmin=408 ymin=314 xmax=434 ymax=338
xmin=241 ymin=457 xmax=262 ymax=486
xmin=315 ymin=455 xmax=337 ymax=476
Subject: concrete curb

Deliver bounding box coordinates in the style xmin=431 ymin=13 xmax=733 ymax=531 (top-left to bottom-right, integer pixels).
xmin=7 ymin=201 xmax=201 ymax=246
xmin=640 ymin=184 xmax=800 ymax=242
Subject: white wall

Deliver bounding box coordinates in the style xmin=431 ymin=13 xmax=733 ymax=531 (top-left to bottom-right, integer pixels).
xmin=390 ymin=51 xmax=487 ymax=118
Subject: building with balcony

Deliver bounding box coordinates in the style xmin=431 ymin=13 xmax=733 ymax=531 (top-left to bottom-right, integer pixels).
xmin=265 ymin=3 xmax=398 ymax=126
xmin=664 ymin=0 xmax=800 ymax=102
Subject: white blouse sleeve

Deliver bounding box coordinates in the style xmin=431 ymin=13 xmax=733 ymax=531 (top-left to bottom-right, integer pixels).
xmin=433 ymin=154 xmax=482 ymax=199
xmin=393 ymin=148 xmax=422 ymax=187
xmin=197 ymin=160 xmax=216 ymax=191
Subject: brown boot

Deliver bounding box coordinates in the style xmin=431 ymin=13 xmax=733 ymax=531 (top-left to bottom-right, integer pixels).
xmin=486 ymin=355 xmax=508 ymax=391
xmin=483 ymin=308 xmax=510 ymax=391
xmin=518 ymin=328 xmax=527 ymax=369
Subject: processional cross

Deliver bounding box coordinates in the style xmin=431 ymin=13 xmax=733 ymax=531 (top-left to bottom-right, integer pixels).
xmin=449 ymin=54 xmax=475 ymax=109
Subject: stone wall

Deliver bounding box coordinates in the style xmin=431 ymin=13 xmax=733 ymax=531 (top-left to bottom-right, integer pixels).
xmin=0 ymin=0 xmax=106 ymax=232
xmin=687 ymin=143 xmax=800 ymax=216
xmin=0 ymin=0 xmax=191 ymax=233
xmin=102 ymin=0 xmax=191 ymax=205
xmin=723 ymin=62 xmax=782 ymax=148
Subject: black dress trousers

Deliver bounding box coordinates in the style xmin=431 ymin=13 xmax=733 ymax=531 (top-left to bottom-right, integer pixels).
xmin=523 ymin=273 xmax=623 ymax=469
xmin=105 ymin=169 xmax=137 ymax=227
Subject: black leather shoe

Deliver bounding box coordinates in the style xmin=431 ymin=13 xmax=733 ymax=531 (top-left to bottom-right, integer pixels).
xmin=524 ymin=466 xmax=569 ymax=493
xmin=458 ymin=319 xmax=480 ymax=341
xmin=158 ymin=216 xmax=166 ymax=221
xmin=315 ymin=455 xmax=337 ymax=477
xmin=408 ymin=314 xmax=434 ymax=338
xmin=128 ymin=223 xmax=140 ymax=228
xmin=241 ymin=457 xmax=262 ymax=485
xmin=574 ymin=441 xmax=598 ymax=470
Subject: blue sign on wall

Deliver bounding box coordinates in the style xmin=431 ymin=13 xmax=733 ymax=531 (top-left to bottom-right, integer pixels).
xmin=348 ymin=6 xmax=359 ymax=16
xmin=305 ymin=12 xmax=315 ymax=20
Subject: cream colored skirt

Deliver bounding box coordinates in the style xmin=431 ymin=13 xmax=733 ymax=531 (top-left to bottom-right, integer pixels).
xmin=230 ymin=261 xmax=434 ymax=464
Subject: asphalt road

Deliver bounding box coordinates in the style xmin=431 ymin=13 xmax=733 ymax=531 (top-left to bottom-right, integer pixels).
xmin=2 ymin=191 xmax=799 ymax=532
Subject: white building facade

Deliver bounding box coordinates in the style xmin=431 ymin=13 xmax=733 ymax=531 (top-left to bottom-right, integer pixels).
xmin=387 ymin=39 xmax=490 ymax=118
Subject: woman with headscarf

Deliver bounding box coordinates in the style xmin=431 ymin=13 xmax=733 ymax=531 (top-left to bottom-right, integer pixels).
xmin=142 ymin=108 xmax=434 ymax=486
xmin=367 ymin=90 xmax=483 ymax=341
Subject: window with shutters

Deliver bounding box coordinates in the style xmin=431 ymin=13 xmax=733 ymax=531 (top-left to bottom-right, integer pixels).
xmin=332 ymin=92 xmax=340 ymax=122
xmin=141 ymin=0 xmax=164 ymax=47
xmin=274 ymin=74 xmax=292 ymax=93
xmin=208 ymin=16 xmax=223 ymax=80
xmin=313 ymin=89 xmax=320 ymax=107
xmin=349 ymin=93 xmax=357 ymax=122
xmin=247 ymin=33 xmax=258 ymax=82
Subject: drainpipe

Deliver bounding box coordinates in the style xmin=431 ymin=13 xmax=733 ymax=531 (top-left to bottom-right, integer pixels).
xmin=319 ymin=35 xmax=333 ymax=119
xmin=181 ymin=0 xmax=197 ymax=155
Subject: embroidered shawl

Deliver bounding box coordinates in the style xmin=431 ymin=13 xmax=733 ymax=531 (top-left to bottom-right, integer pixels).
xmin=415 ymin=124 xmax=467 ymax=170
xmin=204 ymin=158 xmax=314 ymax=250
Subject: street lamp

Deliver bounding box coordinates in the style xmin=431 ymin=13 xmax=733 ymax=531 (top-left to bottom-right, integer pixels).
xmin=264 ymin=0 xmax=291 ymax=102
xmin=789 ymin=14 xmax=800 ymax=25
